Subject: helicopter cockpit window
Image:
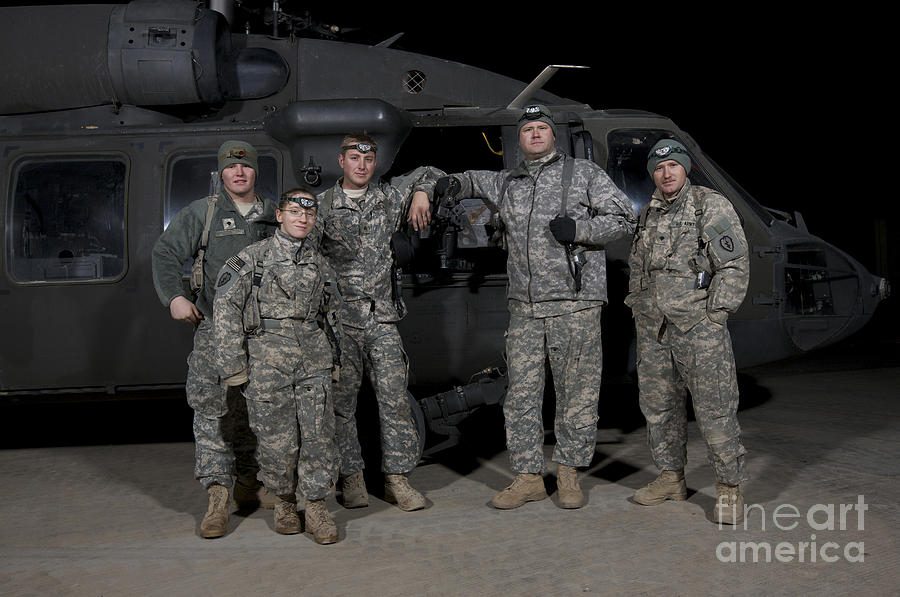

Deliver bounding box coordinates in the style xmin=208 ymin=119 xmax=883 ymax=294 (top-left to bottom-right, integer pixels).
xmin=6 ymin=157 xmax=127 ymax=283
xmin=164 ymin=152 xmax=279 ymax=230
xmin=605 ymin=129 xmax=719 ymax=215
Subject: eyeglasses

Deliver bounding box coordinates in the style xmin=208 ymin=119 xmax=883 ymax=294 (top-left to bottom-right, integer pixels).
xmin=519 ymin=105 xmax=552 ymax=122
xmin=280 ymin=208 xmax=316 ymax=219
xmin=341 ymin=143 xmax=375 ymax=154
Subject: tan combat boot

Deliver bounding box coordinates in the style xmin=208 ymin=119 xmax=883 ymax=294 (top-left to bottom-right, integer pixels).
xmin=713 ymin=483 xmax=744 ymax=525
xmin=556 ymin=464 xmax=585 ymax=509
xmin=304 ymin=499 xmax=339 ymax=544
xmin=199 ymin=484 xmax=230 ymax=538
xmin=633 ymin=469 xmax=687 ymax=506
xmin=233 ymin=476 xmax=277 ymax=510
xmin=384 ymin=474 xmax=426 ymax=511
xmin=491 ymin=473 xmax=548 ymax=509
xmin=274 ymin=495 xmax=302 ymax=535
xmin=340 ymin=471 xmax=369 ymax=509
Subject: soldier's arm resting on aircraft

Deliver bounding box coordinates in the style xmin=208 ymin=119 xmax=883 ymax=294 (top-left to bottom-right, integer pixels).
xmin=212 ymin=255 xmax=254 ymax=383
xmin=701 ymin=193 xmax=750 ymax=323
xmin=571 ymin=162 xmax=637 ymax=247
xmin=389 ymin=165 xmax=447 ymax=232
xmin=151 ymin=202 xmax=205 ymax=315
xmin=447 ymin=170 xmax=505 ymax=213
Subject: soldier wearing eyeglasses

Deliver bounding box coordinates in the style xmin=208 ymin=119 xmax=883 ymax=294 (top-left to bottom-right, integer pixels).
xmin=213 ymin=188 xmax=343 ymax=544
xmin=433 ymin=105 xmax=636 ymax=510
xmin=625 ymin=138 xmax=749 ymax=524
xmin=314 ymin=133 xmax=445 ymax=512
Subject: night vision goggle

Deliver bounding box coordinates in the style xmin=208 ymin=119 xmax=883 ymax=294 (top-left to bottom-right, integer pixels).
xmin=650 ymin=145 xmax=689 ymax=158
xmin=341 ymin=143 xmax=376 ymax=154
xmin=520 ymin=105 xmax=552 ymax=121
xmin=281 ymin=194 xmax=318 ymax=210
xmin=223 ymin=147 xmax=248 ymax=159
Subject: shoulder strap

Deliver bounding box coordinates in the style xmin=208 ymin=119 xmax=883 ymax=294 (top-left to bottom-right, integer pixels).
xmin=199 ymin=194 xmax=218 ymax=251
xmin=189 ymin=195 xmax=218 ymax=294
xmin=559 ymin=155 xmax=575 ymax=216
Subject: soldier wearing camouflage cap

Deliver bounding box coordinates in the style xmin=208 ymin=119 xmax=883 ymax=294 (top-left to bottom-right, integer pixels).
xmin=313 ymin=133 xmax=446 ymax=512
xmin=625 ymin=138 xmax=750 ymax=525
xmin=434 ymin=105 xmax=636 ymax=510
xmin=213 ymin=188 xmax=342 ymax=544
xmin=152 ymin=139 xmax=277 ymax=538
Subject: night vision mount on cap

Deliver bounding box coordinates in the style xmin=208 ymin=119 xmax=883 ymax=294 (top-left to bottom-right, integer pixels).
xmin=646 ymin=138 xmax=691 ymax=176
xmin=281 ymin=194 xmax=318 ymax=209
xmin=517 ymin=104 xmax=557 ymax=137
xmin=341 ymin=142 xmax=376 ymax=154
xmin=218 ymin=140 xmax=259 ymax=175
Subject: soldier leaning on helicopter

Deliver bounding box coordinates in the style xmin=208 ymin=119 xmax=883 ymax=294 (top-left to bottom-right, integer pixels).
xmin=624 ymin=138 xmax=750 ymax=525
xmin=434 ymin=105 xmax=636 ymax=510
xmin=213 ymin=188 xmax=342 ymax=545
xmin=312 ymin=132 xmax=445 ymax=512
xmin=151 ymin=140 xmax=277 ymax=539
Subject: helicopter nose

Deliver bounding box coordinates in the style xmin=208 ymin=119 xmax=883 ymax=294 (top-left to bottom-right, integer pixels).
xmin=781 ymin=241 xmax=885 ymax=352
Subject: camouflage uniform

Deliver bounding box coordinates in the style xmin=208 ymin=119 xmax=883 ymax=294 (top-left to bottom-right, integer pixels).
xmin=449 ymin=152 xmax=635 ymax=473
xmin=151 ymin=190 xmax=275 ymax=489
xmin=625 ymin=180 xmax=749 ymax=485
xmin=213 ymin=229 xmax=339 ymax=500
xmin=316 ymin=166 xmax=443 ymax=475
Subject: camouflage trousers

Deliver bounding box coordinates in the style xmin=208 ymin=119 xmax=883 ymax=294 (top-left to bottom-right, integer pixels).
xmin=186 ymin=319 xmax=259 ymax=489
xmin=333 ymin=318 xmax=420 ymax=475
xmin=504 ymin=306 xmax=604 ymax=473
xmin=243 ymin=357 xmax=337 ymax=501
xmin=634 ymin=313 xmax=748 ymax=485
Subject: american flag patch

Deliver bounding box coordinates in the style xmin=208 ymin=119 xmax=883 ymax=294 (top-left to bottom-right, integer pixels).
xmin=225 ymin=256 xmax=245 ymax=272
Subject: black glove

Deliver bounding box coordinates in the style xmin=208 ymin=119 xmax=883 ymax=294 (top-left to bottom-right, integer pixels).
xmin=434 ymin=176 xmax=460 ymax=200
xmin=549 ymin=216 xmax=576 ymax=243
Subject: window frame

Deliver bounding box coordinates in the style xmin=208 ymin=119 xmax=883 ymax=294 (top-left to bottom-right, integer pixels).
xmin=5 ymin=152 xmax=131 ymax=286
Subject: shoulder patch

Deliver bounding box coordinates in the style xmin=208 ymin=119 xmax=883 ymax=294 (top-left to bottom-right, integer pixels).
xmin=719 ymin=235 xmax=734 ymax=252
xmin=216 ymin=272 xmax=232 ymax=288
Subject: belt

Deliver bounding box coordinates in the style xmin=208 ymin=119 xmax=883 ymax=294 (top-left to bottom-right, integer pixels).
xmin=260 ymin=318 xmax=318 ymax=332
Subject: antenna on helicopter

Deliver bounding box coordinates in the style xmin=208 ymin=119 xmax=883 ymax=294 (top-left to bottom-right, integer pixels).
xmin=507 ymin=65 xmax=589 ymax=110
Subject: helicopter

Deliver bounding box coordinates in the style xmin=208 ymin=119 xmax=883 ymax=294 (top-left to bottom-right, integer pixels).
xmin=0 ymin=0 xmax=889 ymax=455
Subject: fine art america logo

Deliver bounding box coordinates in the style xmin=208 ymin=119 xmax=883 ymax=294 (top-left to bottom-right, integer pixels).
xmin=716 ymin=495 xmax=867 ymax=563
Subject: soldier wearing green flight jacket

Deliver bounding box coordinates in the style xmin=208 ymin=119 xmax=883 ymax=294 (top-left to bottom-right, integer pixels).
xmin=151 ymin=140 xmax=276 ymax=538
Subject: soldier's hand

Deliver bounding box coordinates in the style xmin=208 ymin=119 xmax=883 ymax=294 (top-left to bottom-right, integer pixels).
xmin=169 ymin=295 xmax=203 ymax=325
xmin=549 ymin=216 xmax=576 ymax=243
xmin=407 ymin=191 xmax=432 ymax=232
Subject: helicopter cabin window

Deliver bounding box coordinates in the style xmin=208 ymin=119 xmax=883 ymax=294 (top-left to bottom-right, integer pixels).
xmin=605 ymin=129 xmax=719 ymax=212
xmin=7 ymin=157 xmax=127 ymax=283
xmin=165 ymin=152 xmax=280 ymax=230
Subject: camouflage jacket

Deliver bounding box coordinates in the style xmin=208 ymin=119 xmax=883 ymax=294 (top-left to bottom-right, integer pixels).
xmin=316 ymin=166 xmax=444 ymax=328
xmin=213 ymin=231 xmax=339 ymax=379
xmin=450 ymin=152 xmax=635 ymax=316
xmin=625 ymin=181 xmax=749 ymax=332
xmin=151 ymin=190 xmax=276 ymax=318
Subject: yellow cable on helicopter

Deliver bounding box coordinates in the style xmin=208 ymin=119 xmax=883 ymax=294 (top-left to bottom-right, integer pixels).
xmin=481 ymin=132 xmax=503 ymax=156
